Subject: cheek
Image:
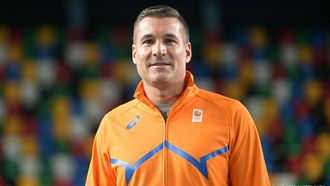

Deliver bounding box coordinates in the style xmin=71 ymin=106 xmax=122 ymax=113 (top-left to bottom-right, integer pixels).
xmin=137 ymin=47 xmax=150 ymax=58
xmin=135 ymin=61 xmax=145 ymax=73
xmin=175 ymin=49 xmax=188 ymax=63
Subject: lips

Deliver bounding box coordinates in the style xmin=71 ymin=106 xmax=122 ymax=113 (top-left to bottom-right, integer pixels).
xmin=149 ymin=62 xmax=170 ymax=67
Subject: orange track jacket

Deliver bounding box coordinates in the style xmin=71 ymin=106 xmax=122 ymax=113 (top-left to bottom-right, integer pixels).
xmin=86 ymin=71 xmax=270 ymax=186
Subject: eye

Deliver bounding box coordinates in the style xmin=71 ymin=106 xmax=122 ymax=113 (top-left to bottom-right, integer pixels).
xmin=165 ymin=39 xmax=177 ymax=44
xmin=142 ymin=39 xmax=154 ymax=45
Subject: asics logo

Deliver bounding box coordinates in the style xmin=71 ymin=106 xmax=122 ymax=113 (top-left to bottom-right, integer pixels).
xmin=126 ymin=115 xmax=141 ymax=129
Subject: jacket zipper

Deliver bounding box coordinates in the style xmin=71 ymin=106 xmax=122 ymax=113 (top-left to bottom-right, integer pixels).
xmin=160 ymin=96 xmax=184 ymax=186
xmin=162 ymin=119 xmax=166 ymax=186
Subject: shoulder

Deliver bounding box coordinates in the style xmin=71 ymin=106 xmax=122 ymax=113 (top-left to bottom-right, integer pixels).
xmin=196 ymin=88 xmax=245 ymax=112
xmin=95 ymin=99 xmax=140 ymax=137
xmin=103 ymin=99 xmax=139 ymax=120
xmin=195 ymin=88 xmax=253 ymax=126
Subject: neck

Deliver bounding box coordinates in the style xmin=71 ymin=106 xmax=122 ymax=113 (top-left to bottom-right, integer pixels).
xmin=143 ymin=80 xmax=186 ymax=105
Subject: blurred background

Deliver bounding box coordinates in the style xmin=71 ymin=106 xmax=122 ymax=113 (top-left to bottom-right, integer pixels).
xmin=0 ymin=0 xmax=329 ymax=185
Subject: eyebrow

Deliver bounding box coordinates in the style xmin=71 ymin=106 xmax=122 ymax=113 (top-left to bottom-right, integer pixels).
xmin=140 ymin=34 xmax=154 ymax=41
xmin=140 ymin=33 xmax=180 ymax=42
xmin=164 ymin=34 xmax=179 ymax=40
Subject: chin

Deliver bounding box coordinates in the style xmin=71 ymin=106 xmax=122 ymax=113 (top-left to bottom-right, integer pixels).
xmin=150 ymin=74 xmax=171 ymax=85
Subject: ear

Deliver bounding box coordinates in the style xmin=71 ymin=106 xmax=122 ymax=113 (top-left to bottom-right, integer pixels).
xmin=132 ymin=44 xmax=137 ymax=64
xmin=185 ymin=42 xmax=192 ymax=63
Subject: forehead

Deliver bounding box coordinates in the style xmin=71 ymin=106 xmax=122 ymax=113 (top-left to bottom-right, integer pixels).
xmin=135 ymin=17 xmax=185 ymax=40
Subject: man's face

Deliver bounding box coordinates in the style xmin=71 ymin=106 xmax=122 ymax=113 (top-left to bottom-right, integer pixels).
xmin=132 ymin=17 xmax=192 ymax=88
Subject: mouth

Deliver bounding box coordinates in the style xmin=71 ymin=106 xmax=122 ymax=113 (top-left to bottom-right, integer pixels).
xmin=149 ymin=62 xmax=170 ymax=67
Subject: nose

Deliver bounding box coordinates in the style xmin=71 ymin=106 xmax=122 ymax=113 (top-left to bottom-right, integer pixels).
xmin=152 ymin=42 xmax=166 ymax=57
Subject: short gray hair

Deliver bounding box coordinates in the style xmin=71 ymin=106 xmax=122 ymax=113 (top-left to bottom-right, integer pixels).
xmin=133 ymin=5 xmax=189 ymax=43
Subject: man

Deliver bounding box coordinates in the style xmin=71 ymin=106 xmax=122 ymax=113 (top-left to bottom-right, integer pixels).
xmin=86 ymin=5 xmax=270 ymax=186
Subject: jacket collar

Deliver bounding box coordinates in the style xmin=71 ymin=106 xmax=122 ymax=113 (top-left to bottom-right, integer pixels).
xmin=133 ymin=71 xmax=199 ymax=109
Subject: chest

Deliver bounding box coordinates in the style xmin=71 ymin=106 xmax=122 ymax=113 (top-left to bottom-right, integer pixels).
xmin=108 ymin=105 xmax=230 ymax=167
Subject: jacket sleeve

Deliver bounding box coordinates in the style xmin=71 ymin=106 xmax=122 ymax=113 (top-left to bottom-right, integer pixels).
xmin=228 ymin=101 xmax=270 ymax=186
xmin=85 ymin=115 xmax=116 ymax=186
